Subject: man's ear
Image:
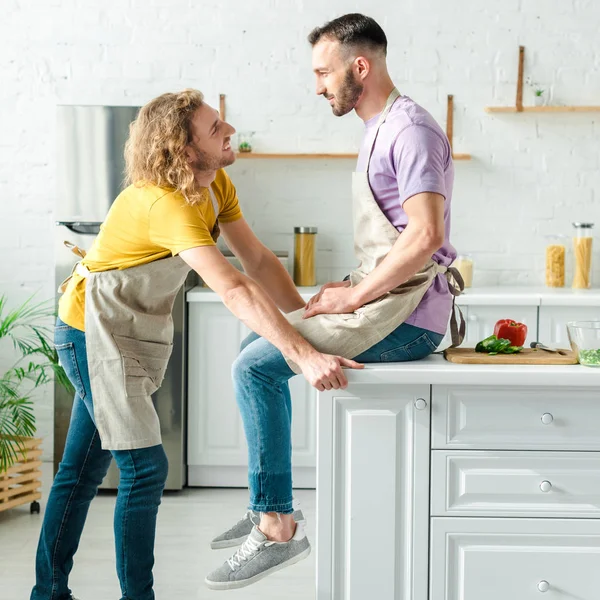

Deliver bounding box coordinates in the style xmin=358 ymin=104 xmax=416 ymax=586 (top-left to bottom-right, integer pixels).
xmin=355 ymin=56 xmax=370 ymax=80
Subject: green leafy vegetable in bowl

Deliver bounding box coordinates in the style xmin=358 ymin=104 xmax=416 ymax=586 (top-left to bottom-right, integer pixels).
xmin=475 ymin=335 xmax=523 ymax=355
xmin=578 ymin=349 xmax=600 ymax=367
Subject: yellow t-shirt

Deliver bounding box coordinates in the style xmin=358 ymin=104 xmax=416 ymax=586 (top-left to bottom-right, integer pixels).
xmin=59 ymin=169 xmax=242 ymax=331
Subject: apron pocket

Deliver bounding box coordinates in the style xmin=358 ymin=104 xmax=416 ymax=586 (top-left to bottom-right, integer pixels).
xmin=112 ymin=334 xmax=173 ymax=398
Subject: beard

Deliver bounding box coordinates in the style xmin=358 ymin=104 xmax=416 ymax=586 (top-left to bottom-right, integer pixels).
xmin=188 ymin=144 xmax=234 ymax=171
xmin=328 ymin=68 xmax=364 ymax=117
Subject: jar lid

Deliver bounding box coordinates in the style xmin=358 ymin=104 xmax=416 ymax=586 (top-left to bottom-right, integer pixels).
xmin=294 ymin=227 xmax=318 ymax=234
xmin=572 ymin=222 xmax=595 ymax=228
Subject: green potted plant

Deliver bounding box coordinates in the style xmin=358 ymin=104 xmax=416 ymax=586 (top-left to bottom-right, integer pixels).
xmin=526 ymin=76 xmax=547 ymax=107
xmin=0 ymin=294 xmax=71 ymax=514
xmin=534 ymin=88 xmax=546 ymax=107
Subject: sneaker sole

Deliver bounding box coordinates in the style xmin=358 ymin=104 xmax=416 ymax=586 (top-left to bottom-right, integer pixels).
xmin=210 ymin=518 xmax=307 ymax=550
xmin=204 ymin=544 xmax=311 ymax=590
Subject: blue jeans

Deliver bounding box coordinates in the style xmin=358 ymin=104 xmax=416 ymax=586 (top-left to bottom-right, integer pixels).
xmin=31 ymin=319 xmax=168 ymax=600
xmin=233 ymin=322 xmax=443 ymax=514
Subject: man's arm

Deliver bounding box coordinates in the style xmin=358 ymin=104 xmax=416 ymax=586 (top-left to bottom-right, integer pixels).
xmin=351 ymin=192 xmax=445 ymax=303
xmin=220 ymin=217 xmax=305 ymax=313
xmin=303 ymin=192 xmax=444 ymax=318
xmin=179 ymin=245 xmax=363 ymax=390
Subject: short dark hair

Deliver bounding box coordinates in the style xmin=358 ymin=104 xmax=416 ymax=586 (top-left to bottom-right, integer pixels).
xmin=308 ymin=14 xmax=387 ymax=56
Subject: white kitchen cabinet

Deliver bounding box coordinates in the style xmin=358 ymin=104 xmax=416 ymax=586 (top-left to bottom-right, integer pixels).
xmin=463 ymin=304 xmax=538 ymax=346
xmin=539 ymin=305 xmax=600 ymax=347
xmin=430 ymin=518 xmax=600 ymax=600
xmin=187 ymin=302 xmax=316 ymax=487
xmin=316 ymin=384 xmax=430 ymax=600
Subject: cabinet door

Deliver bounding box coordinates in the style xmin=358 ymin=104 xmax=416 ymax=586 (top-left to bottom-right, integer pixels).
xmin=539 ymin=305 xmax=600 ymax=347
xmin=188 ymin=303 xmax=248 ymax=469
xmin=464 ymin=305 xmax=538 ymax=346
xmin=317 ymin=384 xmax=430 ymax=600
xmin=430 ymin=517 xmax=600 ymax=600
xmin=187 ymin=303 xmax=316 ymax=487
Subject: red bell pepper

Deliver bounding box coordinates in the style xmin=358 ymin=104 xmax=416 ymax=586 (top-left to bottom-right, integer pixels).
xmin=493 ymin=319 xmax=527 ymax=347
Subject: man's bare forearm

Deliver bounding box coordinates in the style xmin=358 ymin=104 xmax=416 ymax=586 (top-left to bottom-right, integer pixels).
xmin=246 ymin=250 xmax=306 ymax=313
xmin=222 ymin=276 xmax=315 ymax=363
xmin=351 ymin=226 xmax=442 ymax=307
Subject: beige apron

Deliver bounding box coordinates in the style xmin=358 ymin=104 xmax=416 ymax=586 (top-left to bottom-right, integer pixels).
xmin=284 ymin=88 xmax=464 ymax=373
xmin=59 ymin=187 xmax=221 ymax=450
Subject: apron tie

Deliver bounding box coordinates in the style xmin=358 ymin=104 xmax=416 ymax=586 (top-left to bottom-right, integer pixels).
xmin=441 ymin=264 xmax=465 ymax=347
xmin=57 ymin=241 xmax=89 ymax=293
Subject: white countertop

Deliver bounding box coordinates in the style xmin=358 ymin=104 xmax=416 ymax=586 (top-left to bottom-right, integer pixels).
xmin=342 ymin=353 xmax=600 ymax=387
xmin=187 ymin=285 xmax=600 ymax=306
xmin=187 ymin=285 xmax=321 ymax=302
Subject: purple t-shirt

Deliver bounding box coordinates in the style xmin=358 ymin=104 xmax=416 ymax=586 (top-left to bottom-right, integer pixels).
xmin=356 ymin=95 xmax=456 ymax=335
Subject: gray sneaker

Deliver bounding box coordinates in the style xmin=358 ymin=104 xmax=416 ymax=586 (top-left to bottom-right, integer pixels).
xmin=205 ymin=524 xmax=311 ymax=590
xmin=210 ymin=509 xmax=306 ymax=550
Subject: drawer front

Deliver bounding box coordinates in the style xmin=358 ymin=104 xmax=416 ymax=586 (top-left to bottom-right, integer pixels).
xmin=432 ymin=386 xmax=600 ymax=450
xmin=430 ymin=518 xmax=600 ymax=600
xmin=431 ymin=451 xmax=600 ymax=518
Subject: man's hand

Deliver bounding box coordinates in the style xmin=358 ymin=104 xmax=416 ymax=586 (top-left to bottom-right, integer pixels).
xmin=305 ymin=280 xmax=351 ymax=312
xmin=296 ymin=351 xmax=364 ymax=391
xmin=303 ymin=284 xmax=360 ymax=319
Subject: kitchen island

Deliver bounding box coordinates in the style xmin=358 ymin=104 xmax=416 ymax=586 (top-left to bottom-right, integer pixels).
xmin=187 ymin=285 xmax=600 ymax=598
xmin=186 ymin=284 xmax=599 ymax=487
xmin=316 ymin=357 xmax=600 ymax=600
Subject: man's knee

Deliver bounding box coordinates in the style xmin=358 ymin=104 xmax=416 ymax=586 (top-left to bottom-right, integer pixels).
xmin=115 ymin=445 xmax=169 ymax=488
xmin=239 ymin=331 xmax=261 ymax=354
xmin=232 ymin=338 xmax=288 ymax=384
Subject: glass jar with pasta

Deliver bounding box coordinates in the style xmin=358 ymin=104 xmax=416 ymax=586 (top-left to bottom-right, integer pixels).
xmin=545 ymin=235 xmax=567 ymax=288
xmin=572 ymin=222 xmax=594 ymax=290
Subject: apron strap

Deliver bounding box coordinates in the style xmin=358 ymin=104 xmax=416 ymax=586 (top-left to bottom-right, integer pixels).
xmin=433 ymin=263 xmax=466 ymax=347
xmin=208 ymin=186 xmax=219 ymax=215
xmin=208 ymin=186 xmax=221 ymax=243
xmin=444 ymin=266 xmax=465 ymax=347
xmin=365 ymin=88 xmax=401 ymax=175
xmin=57 ymin=241 xmax=89 ymax=293
xmin=64 ymin=240 xmax=87 ymax=259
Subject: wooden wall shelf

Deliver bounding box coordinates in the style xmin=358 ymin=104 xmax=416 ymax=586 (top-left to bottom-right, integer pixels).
xmin=235 ymin=153 xmax=357 ymax=159
xmin=446 ymin=95 xmax=472 ymax=160
xmin=486 ymin=105 xmax=600 ymax=113
xmin=485 ymin=47 xmax=600 ymax=113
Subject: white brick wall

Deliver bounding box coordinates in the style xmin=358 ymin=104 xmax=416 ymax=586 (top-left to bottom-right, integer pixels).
xmin=2 ymin=0 xmax=599 ymax=460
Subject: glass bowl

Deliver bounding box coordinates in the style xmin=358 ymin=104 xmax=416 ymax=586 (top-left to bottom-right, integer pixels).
xmin=567 ymin=321 xmax=600 ymax=367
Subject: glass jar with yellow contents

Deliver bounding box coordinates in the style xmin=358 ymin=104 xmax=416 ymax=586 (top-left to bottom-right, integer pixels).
xmin=545 ymin=234 xmax=568 ymax=288
xmin=572 ymin=222 xmax=594 ymax=290
xmin=293 ymin=227 xmax=318 ymax=287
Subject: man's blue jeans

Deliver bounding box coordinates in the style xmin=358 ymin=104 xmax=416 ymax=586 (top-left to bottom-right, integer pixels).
xmin=233 ymin=322 xmax=444 ymax=514
xmin=31 ymin=319 xmax=168 ymax=600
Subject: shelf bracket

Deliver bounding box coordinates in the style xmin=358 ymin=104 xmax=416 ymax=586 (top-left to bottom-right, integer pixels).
xmin=446 ymin=95 xmax=471 ymax=160
xmin=219 ymin=94 xmax=226 ymax=122
xmin=516 ymin=46 xmax=525 ymax=112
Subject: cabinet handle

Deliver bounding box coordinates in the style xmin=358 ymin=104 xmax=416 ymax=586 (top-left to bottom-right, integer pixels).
xmin=539 ymin=480 xmax=552 ymax=493
xmin=537 ymin=580 xmax=550 ymax=592
xmin=541 ymin=413 xmax=554 ymax=425
xmin=414 ymin=398 xmax=427 ymax=411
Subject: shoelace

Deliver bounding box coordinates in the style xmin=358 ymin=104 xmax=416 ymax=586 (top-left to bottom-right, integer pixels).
xmin=227 ymin=535 xmax=269 ymax=570
xmin=233 ymin=510 xmax=258 ymax=528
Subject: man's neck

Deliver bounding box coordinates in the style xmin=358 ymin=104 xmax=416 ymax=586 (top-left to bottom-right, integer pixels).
xmin=355 ymin=77 xmax=397 ymax=122
xmin=192 ymin=168 xmax=218 ymax=189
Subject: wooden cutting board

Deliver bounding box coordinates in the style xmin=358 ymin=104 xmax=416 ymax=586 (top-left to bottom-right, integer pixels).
xmin=444 ymin=347 xmax=578 ymax=365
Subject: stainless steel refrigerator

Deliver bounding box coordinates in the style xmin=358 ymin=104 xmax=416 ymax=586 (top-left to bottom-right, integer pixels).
xmin=54 ymin=105 xmax=192 ymax=490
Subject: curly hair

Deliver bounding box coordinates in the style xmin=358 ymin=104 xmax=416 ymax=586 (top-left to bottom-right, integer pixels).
xmin=124 ymin=89 xmax=207 ymax=205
